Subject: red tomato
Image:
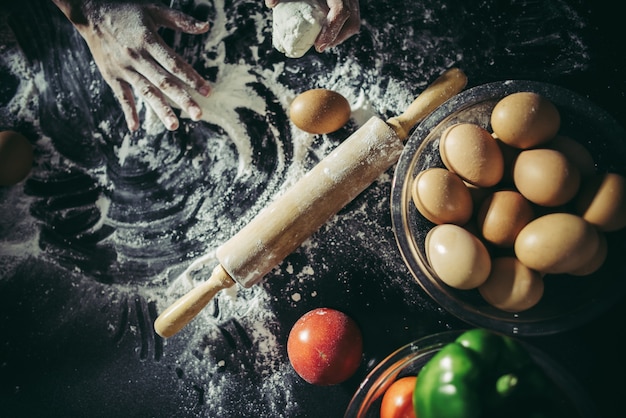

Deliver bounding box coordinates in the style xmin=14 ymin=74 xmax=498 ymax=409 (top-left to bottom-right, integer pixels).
xmin=287 ymin=307 xmax=363 ymax=386
xmin=380 ymin=376 xmax=418 ymax=418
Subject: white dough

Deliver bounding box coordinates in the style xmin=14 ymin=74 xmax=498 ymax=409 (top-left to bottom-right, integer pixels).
xmin=272 ymin=1 xmax=325 ymax=58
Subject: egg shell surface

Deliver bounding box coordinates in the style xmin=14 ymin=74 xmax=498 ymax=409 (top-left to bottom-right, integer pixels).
xmin=490 ymin=92 xmax=560 ymax=149
xmin=289 ymin=89 xmax=351 ymax=134
xmin=477 ymin=189 xmax=534 ymax=247
xmin=411 ymin=167 xmax=473 ymax=225
xmin=545 ymin=135 xmax=596 ymax=178
xmin=513 ymin=148 xmax=580 ymax=207
xmin=439 ymin=123 xmax=504 ymax=187
xmin=478 ymin=256 xmax=544 ymax=312
xmin=569 ymin=231 xmax=608 ymax=276
xmin=514 ymin=213 xmax=599 ymax=274
xmin=426 ymin=224 xmax=491 ymax=289
xmin=576 ymin=172 xmax=626 ymax=232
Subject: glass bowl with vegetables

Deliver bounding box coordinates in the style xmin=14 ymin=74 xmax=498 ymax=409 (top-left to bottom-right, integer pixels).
xmin=344 ymin=329 xmax=597 ymax=418
xmin=391 ymin=80 xmax=626 ymax=336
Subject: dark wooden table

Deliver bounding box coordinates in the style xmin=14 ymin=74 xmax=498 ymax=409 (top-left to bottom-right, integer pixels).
xmin=1 ymin=1 xmax=624 ymax=417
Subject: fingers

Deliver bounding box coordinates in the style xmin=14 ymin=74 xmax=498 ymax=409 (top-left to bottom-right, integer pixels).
xmin=144 ymin=5 xmax=212 ymax=97
xmin=110 ymin=79 xmax=141 ymax=131
xmin=105 ymin=50 xmax=203 ymax=132
xmin=128 ymin=68 xmax=181 ymax=131
xmin=148 ymin=4 xmax=211 ymax=35
xmin=316 ymin=0 xmax=361 ymax=52
xmin=143 ymin=33 xmax=212 ymax=97
xmin=129 ymin=46 xmax=211 ymax=131
xmin=265 ymin=0 xmax=280 ymax=8
xmin=130 ymin=6 xmax=212 ymax=131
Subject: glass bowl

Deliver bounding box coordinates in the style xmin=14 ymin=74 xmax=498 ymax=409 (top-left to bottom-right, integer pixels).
xmin=391 ymin=80 xmax=626 ymax=336
xmin=344 ymin=330 xmax=598 ymax=418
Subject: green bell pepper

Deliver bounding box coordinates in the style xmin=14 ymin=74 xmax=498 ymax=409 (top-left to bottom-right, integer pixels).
xmin=413 ymin=329 xmax=562 ymax=418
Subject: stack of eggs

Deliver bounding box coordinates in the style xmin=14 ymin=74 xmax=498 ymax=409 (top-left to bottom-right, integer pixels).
xmin=412 ymin=92 xmax=626 ymax=313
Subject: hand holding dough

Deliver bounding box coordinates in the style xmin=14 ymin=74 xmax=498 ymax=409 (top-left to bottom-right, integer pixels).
xmin=272 ymin=1 xmax=326 ymax=58
xmin=269 ymin=0 xmax=360 ymax=55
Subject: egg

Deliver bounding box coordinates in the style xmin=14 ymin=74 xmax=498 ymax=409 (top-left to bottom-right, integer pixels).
xmin=513 ymin=148 xmax=580 ymax=207
xmin=0 ymin=130 xmax=33 ymax=186
xmin=545 ymin=135 xmax=596 ymax=178
xmin=569 ymin=231 xmax=608 ymax=276
xmin=514 ymin=213 xmax=600 ymax=274
xmin=477 ymin=190 xmax=534 ymax=247
xmin=439 ymin=123 xmax=504 ymax=187
xmin=576 ymin=172 xmax=626 ymax=232
xmin=426 ymin=224 xmax=491 ymax=289
xmin=490 ymin=92 xmax=560 ymax=149
xmin=411 ymin=167 xmax=473 ymax=225
xmin=289 ymin=89 xmax=351 ymax=134
xmin=478 ymin=256 xmax=544 ymax=312
xmin=495 ymin=136 xmax=521 ymax=185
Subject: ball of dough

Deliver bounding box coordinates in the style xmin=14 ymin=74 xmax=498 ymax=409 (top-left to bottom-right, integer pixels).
xmin=272 ymin=1 xmax=325 ymax=58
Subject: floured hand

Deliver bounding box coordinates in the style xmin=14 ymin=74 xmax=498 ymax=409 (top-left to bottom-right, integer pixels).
xmin=266 ymin=0 xmax=360 ymax=53
xmin=52 ymin=0 xmax=212 ymax=131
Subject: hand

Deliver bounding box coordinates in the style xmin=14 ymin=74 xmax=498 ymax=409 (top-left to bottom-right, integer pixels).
xmin=52 ymin=0 xmax=212 ymax=131
xmin=266 ymin=0 xmax=361 ymax=52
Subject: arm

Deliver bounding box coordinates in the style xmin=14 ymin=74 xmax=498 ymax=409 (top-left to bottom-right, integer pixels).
xmin=266 ymin=0 xmax=360 ymax=52
xmin=52 ymin=0 xmax=212 ymax=131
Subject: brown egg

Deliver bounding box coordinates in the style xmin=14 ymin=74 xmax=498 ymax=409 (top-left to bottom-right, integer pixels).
xmin=289 ymin=89 xmax=351 ymax=134
xmin=426 ymin=224 xmax=491 ymax=289
xmin=513 ymin=148 xmax=580 ymax=207
xmin=490 ymin=92 xmax=560 ymax=149
xmin=495 ymin=136 xmax=521 ymax=185
xmin=569 ymin=231 xmax=608 ymax=276
xmin=478 ymin=256 xmax=544 ymax=312
xmin=514 ymin=213 xmax=599 ymax=274
xmin=439 ymin=123 xmax=504 ymax=187
xmin=411 ymin=167 xmax=473 ymax=225
xmin=545 ymin=135 xmax=596 ymax=178
xmin=477 ymin=190 xmax=534 ymax=247
xmin=576 ymin=172 xmax=626 ymax=232
xmin=0 ymin=130 xmax=33 ymax=186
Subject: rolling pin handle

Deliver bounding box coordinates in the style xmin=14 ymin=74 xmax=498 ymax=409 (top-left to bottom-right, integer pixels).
xmin=154 ymin=264 xmax=236 ymax=339
xmin=387 ymin=67 xmax=468 ymax=141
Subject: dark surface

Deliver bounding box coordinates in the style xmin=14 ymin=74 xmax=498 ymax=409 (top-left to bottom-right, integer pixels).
xmin=0 ymin=0 xmax=624 ymax=417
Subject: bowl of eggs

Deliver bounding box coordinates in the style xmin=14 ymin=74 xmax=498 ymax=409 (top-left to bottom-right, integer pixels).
xmin=391 ymin=80 xmax=626 ymax=335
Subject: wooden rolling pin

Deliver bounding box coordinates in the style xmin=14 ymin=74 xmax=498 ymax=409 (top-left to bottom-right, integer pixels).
xmin=154 ymin=68 xmax=467 ymax=338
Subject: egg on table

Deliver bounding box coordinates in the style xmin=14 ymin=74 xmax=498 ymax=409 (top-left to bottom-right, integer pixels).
xmin=288 ymin=89 xmax=351 ymax=134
